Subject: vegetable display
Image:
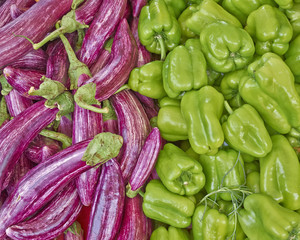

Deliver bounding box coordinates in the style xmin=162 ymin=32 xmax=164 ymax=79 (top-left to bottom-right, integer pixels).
xmin=0 ymin=0 xmax=300 ymax=239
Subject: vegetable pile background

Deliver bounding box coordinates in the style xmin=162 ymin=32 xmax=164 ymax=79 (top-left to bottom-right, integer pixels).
xmin=0 ymin=0 xmax=300 ymax=239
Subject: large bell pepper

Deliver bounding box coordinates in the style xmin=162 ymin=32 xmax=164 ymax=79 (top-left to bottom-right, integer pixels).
xmin=284 ymin=3 xmax=300 ymax=38
xmin=138 ymin=0 xmax=181 ymax=60
xmin=238 ymin=193 xmax=300 ymax=240
xmin=285 ymin=34 xmax=300 ymax=83
xmin=222 ymin=103 xmax=273 ymax=158
xmin=199 ymin=148 xmax=245 ymax=201
xmin=150 ymin=226 xmax=191 ymax=240
xmin=245 ymin=4 xmax=293 ymax=56
xmin=200 ymin=21 xmax=255 ymax=73
xmin=128 ymin=60 xmax=167 ymax=99
xmin=142 ymin=179 xmax=196 ymax=228
xmin=259 ymin=134 xmax=300 ymax=210
xmin=239 ymin=52 xmax=300 ymax=134
xmin=162 ymin=39 xmax=207 ymax=99
xmin=181 ymin=86 xmax=224 ymax=155
xmin=164 ymin=0 xmax=187 ymax=18
xmin=274 ymin=0 xmax=297 ymax=9
xmin=246 ymin=171 xmax=260 ymax=194
xmin=155 ymin=143 xmax=206 ymax=196
xmin=156 ymin=97 xmax=188 ymax=141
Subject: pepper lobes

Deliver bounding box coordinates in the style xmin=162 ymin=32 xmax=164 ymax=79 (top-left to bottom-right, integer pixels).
xmin=142 ymin=179 xmax=196 ymax=228
xmin=155 ymin=143 xmax=206 ymax=196
xmin=238 ymin=193 xmax=300 ymax=240
xmin=285 ymin=34 xmax=300 ymax=83
xmin=239 ymin=52 xmax=300 ymax=134
xmin=245 ymin=4 xmax=293 ymax=56
xmin=285 ymin=3 xmax=300 ymax=38
xmin=181 ymin=86 xmax=224 ymax=155
xmin=150 ymin=226 xmax=191 ymax=240
xmin=162 ymin=39 xmax=207 ymax=99
xmin=200 ymin=21 xmax=255 ymax=73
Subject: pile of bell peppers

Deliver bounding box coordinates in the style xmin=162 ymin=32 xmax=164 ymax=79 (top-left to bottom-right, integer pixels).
xmin=127 ymin=0 xmax=300 ymax=239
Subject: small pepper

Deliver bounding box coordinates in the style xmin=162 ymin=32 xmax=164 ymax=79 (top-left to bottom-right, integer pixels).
xmin=285 ymin=3 xmax=300 ymax=38
xmin=164 ymin=0 xmax=187 ymax=18
xmin=285 ymin=34 xmax=300 ymax=83
xmin=246 ymin=171 xmax=260 ymax=194
xmin=150 ymin=226 xmax=191 ymax=240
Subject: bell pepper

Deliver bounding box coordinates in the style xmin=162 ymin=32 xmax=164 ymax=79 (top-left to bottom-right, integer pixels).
xmin=284 ymin=3 xmax=300 ymax=38
xmin=178 ymin=5 xmax=198 ymax=42
xmin=222 ymin=103 xmax=273 ymax=158
xmin=259 ymin=134 xmax=300 ymax=210
xmin=199 ymin=148 xmax=245 ymax=201
xmin=206 ymin=67 xmax=224 ymax=86
xmin=162 ymin=39 xmax=207 ymax=99
xmin=239 ymin=52 xmax=300 ymax=134
xmin=200 ymin=21 xmax=254 ymax=73
xmin=285 ymin=34 xmax=300 ymax=83
xmin=181 ymin=86 xmax=224 ymax=155
xmin=179 ymin=0 xmax=242 ymax=37
xmin=245 ymin=4 xmax=293 ymax=56
xmin=274 ymin=0 xmax=296 ymax=9
xmin=221 ymin=0 xmax=276 ymax=26
xmin=128 ymin=60 xmax=166 ymax=99
xmin=244 ymin=161 xmax=260 ymax=175
xmin=238 ymin=193 xmax=300 ymax=240
xmin=164 ymin=0 xmax=187 ymax=18
xmin=142 ymin=179 xmax=196 ymax=228
xmin=156 ymin=97 xmax=188 ymax=141
xmin=138 ymin=0 xmax=181 ymax=60
xmin=155 ymin=143 xmax=206 ymax=196
xmin=246 ymin=171 xmax=260 ymax=194
xmin=150 ymin=226 xmax=191 ymax=240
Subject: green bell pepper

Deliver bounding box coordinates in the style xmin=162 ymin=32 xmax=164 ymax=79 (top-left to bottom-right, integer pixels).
xmin=156 ymin=97 xmax=188 ymax=141
xmin=138 ymin=0 xmax=181 ymax=60
xmin=199 ymin=148 xmax=245 ymax=201
xmin=200 ymin=21 xmax=255 ymax=73
xmin=222 ymin=103 xmax=273 ymax=158
xmin=285 ymin=3 xmax=300 ymax=38
xmin=206 ymin=67 xmax=224 ymax=86
xmin=274 ymin=0 xmax=296 ymax=9
xmin=156 ymin=143 xmax=206 ymax=196
xmin=181 ymin=86 xmax=224 ymax=155
xmin=238 ymin=193 xmax=300 ymax=240
xmin=162 ymin=39 xmax=207 ymax=99
xmin=222 ymin=0 xmax=276 ymax=26
xmin=128 ymin=60 xmax=166 ymax=99
xmin=164 ymin=0 xmax=187 ymax=18
xmin=285 ymin=34 xmax=300 ymax=83
xmin=239 ymin=52 xmax=300 ymax=134
xmin=245 ymin=4 xmax=293 ymax=56
xmin=142 ymin=179 xmax=196 ymax=228
xmin=244 ymin=161 xmax=260 ymax=175
xmin=246 ymin=171 xmax=260 ymax=194
xmin=150 ymin=226 xmax=191 ymax=240
xmin=259 ymin=134 xmax=300 ymax=210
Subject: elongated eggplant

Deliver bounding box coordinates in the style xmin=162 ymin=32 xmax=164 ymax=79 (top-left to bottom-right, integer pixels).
xmin=64 ymin=221 xmax=84 ymax=240
xmin=110 ymin=89 xmax=151 ymax=182
xmin=74 ymin=0 xmax=104 ymax=26
xmin=116 ymin=195 xmax=152 ymax=240
xmin=90 ymin=49 xmax=111 ymax=76
xmin=6 ymin=182 xmax=82 ymax=240
xmin=102 ymin=100 xmax=118 ymax=134
xmin=0 ymin=132 xmax=123 ymax=238
xmin=58 ymin=114 xmax=73 ymax=138
xmin=0 ymin=0 xmax=73 ymax=68
xmin=5 ymin=89 xmax=33 ymax=117
xmin=130 ymin=0 xmax=147 ymax=17
xmin=134 ymin=92 xmax=159 ymax=120
xmin=10 ymin=4 xmax=25 ymax=20
xmin=87 ymin=159 xmax=125 ymax=240
xmin=78 ymin=0 xmax=127 ymax=67
xmin=127 ymin=127 xmax=161 ymax=197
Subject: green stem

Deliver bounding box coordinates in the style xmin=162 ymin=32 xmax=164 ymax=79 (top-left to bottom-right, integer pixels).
xmin=39 ymin=129 xmax=72 ymax=149
xmin=102 ymin=100 xmax=117 ymax=122
xmin=138 ymin=190 xmax=145 ymax=198
xmin=224 ymin=100 xmax=234 ymax=115
xmin=75 ymin=29 xmax=85 ymax=52
xmin=0 ymin=75 xmax=13 ymax=96
xmin=156 ymin=35 xmax=166 ymax=60
xmin=114 ymin=84 xmax=130 ymax=95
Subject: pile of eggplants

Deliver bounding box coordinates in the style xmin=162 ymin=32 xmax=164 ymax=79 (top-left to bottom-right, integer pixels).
xmin=0 ymin=0 xmax=163 ymax=239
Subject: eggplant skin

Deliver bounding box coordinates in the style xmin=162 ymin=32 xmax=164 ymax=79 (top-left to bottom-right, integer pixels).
xmin=0 ymin=0 xmax=73 ymax=68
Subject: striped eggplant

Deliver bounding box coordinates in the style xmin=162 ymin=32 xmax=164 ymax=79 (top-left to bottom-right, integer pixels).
xmin=129 ymin=0 xmax=147 ymax=17
xmin=64 ymin=221 xmax=84 ymax=240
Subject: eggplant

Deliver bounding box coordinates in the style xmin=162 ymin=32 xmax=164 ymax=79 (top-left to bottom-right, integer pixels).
xmin=0 ymin=132 xmax=123 ymax=237
xmin=129 ymin=0 xmax=147 ymax=17
xmin=0 ymin=0 xmax=73 ymax=68
xmin=102 ymin=100 xmax=118 ymax=134
xmin=5 ymin=89 xmax=33 ymax=117
xmin=90 ymin=49 xmax=111 ymax=76
xmin=10 ymin=4 xmax=25 ymax=20
xmin=87 ymin=159 xmax=125 ymax=240
xmin=64 ymin=221 xmax=84 ymax=240
xmin=110 ymin=89 xmax=151 ymax=182
xmin=57 ymin=114 xmax=73 ymax=138
xmin=78 ymin=0 xmax=127 ymax=67
xmin=6 ymin=182 xmax=82 ymax=240
xmin=134 ymin=92 xmax=159 ymax=120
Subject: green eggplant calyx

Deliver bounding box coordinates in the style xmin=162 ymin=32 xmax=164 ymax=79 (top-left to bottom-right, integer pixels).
xmin=0 ymin=75 xmax=13 ymax=96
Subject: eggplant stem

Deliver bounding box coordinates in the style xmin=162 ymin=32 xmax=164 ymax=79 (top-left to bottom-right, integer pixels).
xmin=13 ymin=33 xmax=34 ymax=45
xmin=114 ymin=84 xmax=130 ymax=95
xmin=33 ymin=26 xmax=67 ymax=50
xmin=39 ymin=129 xmax=72 ymax=149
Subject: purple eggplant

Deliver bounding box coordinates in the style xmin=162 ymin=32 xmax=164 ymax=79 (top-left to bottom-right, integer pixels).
xmin=10 ymin=4 xmax=25 ymax=20
xmin=130 ymin=0 xmax=147 ymax=17
xmin=6 ymin=182 xmax=82 ymax=240
xmin=78 ymin=0 xmax=127 ymax=67
xmin=127 ymin=127 xmax=161 ymax=197
xmin=74 ymin=0 xmax=104 ymax=26
xmin=116 ymin=195 xmax=152 ymax=240
xmin=5 ymin=89 xmax=33 ymax=117
xmin=64 ymin=221 xmax=84 ymax=240
xmin=134 ymin=92 xmax=159 ymax=120
xmin=87 ymin=159 xmax=125 ymax=240
xmin=57 ymin=114 xmax=73 ymax=138
xmin=90 ymin=49 xmax=111 ymax=76
xmin=0 ymin=0 xmax=73 ymax=68
xmin=0 ymin=132 xmax=123 ymax=238
xmin=0 ymin=190 xmax=7 ymax=208
xmin=102 ymin=100 xmax=118 ymax=134
xmin=110 ymin=89 xmax=151 ymax=182
xmin=123 ymin=0 xmax=132 ymax=20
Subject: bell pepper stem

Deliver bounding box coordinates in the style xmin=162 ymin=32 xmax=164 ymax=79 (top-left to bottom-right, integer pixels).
xmin=224 ymin=100 xmax=234 ymax=115
xmin=39 ymin=129 xmax=72 ymax=149
xmin=156 ymin=35 xmax=166 ymax=60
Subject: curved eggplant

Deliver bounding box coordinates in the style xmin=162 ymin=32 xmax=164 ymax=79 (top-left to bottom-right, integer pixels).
xmin=129 ymin=0 xmax=147 ymax=17
xmin=5 ymin=88 xmax=33 ymax=117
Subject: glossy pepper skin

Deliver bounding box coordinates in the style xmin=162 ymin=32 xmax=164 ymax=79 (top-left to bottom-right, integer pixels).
xmin=245 ymin=4 xmax=293 ymax=56
xmin=259 ymin=135 xmax=300 ymax=210
xmin=156 ymin=97 xmax=188 ymax=141
xmin=238 ymin=193 xmax=300 ymax=240
xmin=150 ymin=226 xmax=191 ymax=240
xmin=200 ymin=21 xmax=255 ymax=73
xmin=155 ymin=143 xmax=205 ymax=196
xmin=239 ymin=52 xmax=300 ymax=134
xmin=162 ymin=39 xmax=207 ymax=99
xmin=128 ymin=60 xmax=166 ymax=99
xmin=222 ymin=104 xmax=273 ymax=158
xmin=285 ymin=34 xmax=300 ymax=83
xmin=138 ymin=0 xmax=181 ymax=59
xmin=142 ymin=179 xmax=195 ymax=228
xmin=164 ymin=0 xmax=187 ymax=18
xmin=181 ymin=86 xmax=224 ymax=155
xmin=199 ymin=148 xmax=245 ymax=201
xmin=274 ymin=0 xmax=296 ymax=9
xmin=285 ymin=3 xmax=300 ymax=38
